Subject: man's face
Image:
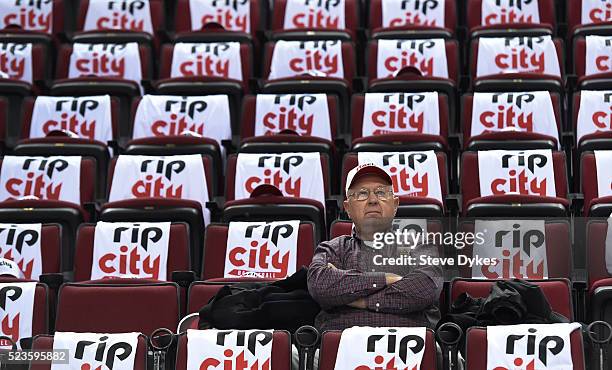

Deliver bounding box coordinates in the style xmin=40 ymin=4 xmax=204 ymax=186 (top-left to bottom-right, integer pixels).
xmin=344 ymin=174 xmax=399 ymax=235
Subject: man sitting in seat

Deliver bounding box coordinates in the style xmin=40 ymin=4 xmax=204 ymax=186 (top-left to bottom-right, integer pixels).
xmin=307 ymin=163 xmax=443 ymax=331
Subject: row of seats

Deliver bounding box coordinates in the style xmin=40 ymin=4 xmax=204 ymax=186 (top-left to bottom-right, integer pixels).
xmin=0 ymin=0 xmax=607 ymax=44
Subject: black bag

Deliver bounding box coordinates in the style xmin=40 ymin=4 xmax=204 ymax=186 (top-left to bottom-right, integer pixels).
xmin=198 ymin=268 xmax=320 ymax=333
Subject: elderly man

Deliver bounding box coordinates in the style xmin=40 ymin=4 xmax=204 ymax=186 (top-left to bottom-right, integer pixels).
xmin=307 ymin=163 xmax=443 ymax=331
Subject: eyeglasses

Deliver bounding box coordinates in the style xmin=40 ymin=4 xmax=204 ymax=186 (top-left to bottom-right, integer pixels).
xmin=347 ymin=187 xmax=394 ymax=201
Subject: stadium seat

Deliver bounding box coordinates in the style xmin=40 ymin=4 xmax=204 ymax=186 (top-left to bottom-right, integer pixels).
xmin=55 ymin=279 xmax=180 ymax=336
xmin=573 ymin=34 xmax=612 ymax=90
xmin=30 ymin=333 xmax=148 ymax=370
xmin=465 ymin=325 xmax=585 ymax=370
xmin=73 ymin=0 xmax=165 ymax=50
xmin=0 ymin=223 xmax=62 ymax=279
xmin=470 ymin=35 xmax=564 ymax=94
xmin=261 ymin=40 xmax=356 ymax=129
xmin=173 ymin=0 xmax=267 ymax=47
xmin=461 ymin=91 xmax=562 ymax=150
xmin=201 ymin=221 xmax=316 ymax=280
xmin=466 ymin=0 xmax=556 ymax=38
xmin=341 ymin=151 xmax=449 ymax=216
xmin=0 ymin=279 xmax=49 ymax=349
xmin=74 ymin=221 xmax=191 ymax=281
xmin=350 ymin=92 xmax=450 ymax=152
xmin=15 ymin=95 xmax=121 ymax=200
xmin=457 ymin=219 xmax=573 ymax=279
xmin=101 ymin=154 xmax=214 ymax=275
xmin=224 ymin=152 xmax=331 ymax=240
xmin=174 ymin=330 xmax=291 ymax=369
xmin=450 ymin=278 xmax=574 ymax=320
xmin=568 ymin=0 xmax=612 ymax=38
xmin=368 ymin=0 xmax=457 ymax=39
xmin=318 ymin=329 xmax=438 ymax=370
xmin=270 ymin=0 xmax=359 ymax=40
xmin=460 ymin=150 xmax=569 ymax=216
xmin=572 ymin=90 xmax=612 ymax=153
xmin=581 ymin=151 xmax=612 ymax=216
xmin=0 ymin=0 xmax=66 ymax=46
xmin=240 ymin=93 xmax=340 ymax=164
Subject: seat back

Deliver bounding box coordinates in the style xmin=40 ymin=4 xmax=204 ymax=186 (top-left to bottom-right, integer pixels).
xmin=74 ymin=222 xmax=191 ymax=281
xmin=271 ymin=0 xmax=359 ymax=34
xmin=0 ymin=156 xmax=96 ymax=206
xmin=76 ymin=0 xmax=164 ymax=35
xmin=241 ymin=93 xmax=339 ymax=140
xmin=457 ymin=220 xmax=572 ymax=279
xmin=201 ymin=221 xmax=315 ymax=280
xmin=465 ymin=325 xmax=585 ymax=370
xmin=0 ymin=42 xmax=47 ymax=84
xmin=175 ymin=330 xmax=291 ymax=370
xmin=460 ymin=150 xmax=568 ymax=212
xmin=0 ymin=279 xmax=48 ymax=348
xmin=350 ymin=92 xmax=449 ymax=146
xmin=461 ymin=91 xmax=561 ymax=149
xmin=30 ymin=333 xmax=148 ymax=370
xmin=174 ymin=0 xmax=264 ymax=38
xmin=568 ymin=0 xmax=612 ymax=35
xmin=318 ymin=329 xmax=438 ymax=370
xmin=466 ymin=0 xmax=556 ymax=32
xmin=367 ymin=38 xmax=459 ymax=84
xmin=0 ymin=0 xmax=64 ymax=36
xmin=55 ymin=280 xmax=180 ymax=336
xmin=368 ymin=0 xmax=456 ymax=33
xmin=573 ymin=35 xmax=612 ymax=79
xmin=573 ymin=90 xmax=612 ymax=149
xmin=263 ymin=40 xmax=356 ymax=84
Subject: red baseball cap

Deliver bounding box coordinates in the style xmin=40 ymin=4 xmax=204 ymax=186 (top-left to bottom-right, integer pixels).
xmin=345 ymin=163 xmax=392 ymax=195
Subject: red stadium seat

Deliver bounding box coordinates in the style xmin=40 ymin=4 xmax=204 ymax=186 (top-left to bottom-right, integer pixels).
xmin=55 ymin=279 xmax=180 ymax=336
xmin=30 ymin=333 xmax=148 ymax=370
xmin=341 ymin=151 xmax=449 ymax=216
xmin=0 ymin=279 xmax=49 ymax=348
xmin=568 ymin=0 xmax=612 ymax=37
xmin=350 ymin=92 xmax=450 ymax=152
xmin=465 ymin=325 xmax=585 ymax=370
xmin=573 ymin=35 xmax=612 ymax=90
xmin=460 ymin=150 xmax=569 ymax=216
xmin=174 ymin=330 xmax=291 ymax=369
xmin=456 ymin=219 xmax=573 ymax=279
xmin=469 ymin=36 xmax=564 ymax=94
xmin=173 ymin=0 xmax=267 ymax=47
xmin=270 ymin=0 xmax=359 ymax=40
xmin=461 ymin=91 xmax=562 ymax=150
xmin=318 ymin=329 xmax=438 ymax=370
xmin=240 ymin=93 xmax=340 ymax=160
xmin=201 ymin=221 xmax=315 ymax=280
xmin=0 ymin=0 xmax=66 ymax=45
xmin=368 ymin=0 xmax=457 ymax=39
xmin=581 ymin=151 xmax=612 ymax=216
xmin=450 ymin=278 xmax=574 ymax=320
xmin=572 ymin=90 xmax=612 ymax=152
xmin=74 ymin=222 xmax=191 ymax=281
xmin=0 ymin=223 xmax=62 ymax=278
xmin=466 ymin=0 xmax=556 ymax=38
xmin=74 ymin=0 xmax=165 ymax=50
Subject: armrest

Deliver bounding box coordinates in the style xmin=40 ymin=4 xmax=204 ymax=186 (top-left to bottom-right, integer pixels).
xmin=172 ymin=270 xmax=196 ymax=288
xmin=39 ymin=273 xmax=64 ymax=290
xmin=569 ymin=193 xmax=584 ymax=215
xmin=445 ymin=194 xmax=461 ymax=216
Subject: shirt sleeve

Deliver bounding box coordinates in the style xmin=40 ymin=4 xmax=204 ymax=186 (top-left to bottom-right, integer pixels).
xmin=365 ymin=243 xmax=444 ymax=314
xmin=307 ymin=237 xmax=387 ymax=310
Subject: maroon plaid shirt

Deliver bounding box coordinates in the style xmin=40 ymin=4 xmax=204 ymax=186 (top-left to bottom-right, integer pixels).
xmin=307 ymin=231 xmax=443 ymax=331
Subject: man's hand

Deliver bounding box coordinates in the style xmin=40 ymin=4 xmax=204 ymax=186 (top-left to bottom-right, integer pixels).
xmin=385 ymin=273 xmax=402 ymax=285
xmin=347 ymin=298 xmax=367 ymax=309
